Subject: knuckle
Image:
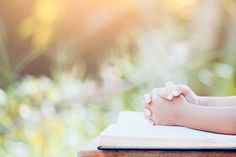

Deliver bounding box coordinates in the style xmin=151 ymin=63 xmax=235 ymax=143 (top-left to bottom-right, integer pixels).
xmin=151 ymin=88 xmax=159 ymax=97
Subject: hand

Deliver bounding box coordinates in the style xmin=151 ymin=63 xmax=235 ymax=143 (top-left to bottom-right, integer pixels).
xmin=144 ymin=81 xmax=199 ymax=105
xmin=144 ymin=88 xmax=188 ymax=126
xmin=143 ymin=82 xmax=198 ymax=123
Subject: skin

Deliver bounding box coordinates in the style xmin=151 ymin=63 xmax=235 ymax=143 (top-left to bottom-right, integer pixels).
xmin=143 ymin=82 xmax=236 ymax=134
xmin=198 ymin=96 xmax=236 ymax=107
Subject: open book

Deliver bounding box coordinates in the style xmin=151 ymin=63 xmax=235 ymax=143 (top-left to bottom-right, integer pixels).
xmin=98 ymin=111 xmax=236 ymax=150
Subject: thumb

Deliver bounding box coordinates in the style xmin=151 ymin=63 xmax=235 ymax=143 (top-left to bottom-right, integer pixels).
xmin=176 ymin=84 xmax=191 ymax=97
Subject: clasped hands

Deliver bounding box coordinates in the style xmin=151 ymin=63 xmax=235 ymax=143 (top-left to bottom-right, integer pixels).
xmin=143 ymin=81 xmax=199 ymax=126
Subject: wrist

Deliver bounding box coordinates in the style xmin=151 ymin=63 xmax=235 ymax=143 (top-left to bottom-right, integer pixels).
xmin=175 ymin=100 xmax=198 ymax=127
xmin=174 ymin=101 xmax=189 ymax=126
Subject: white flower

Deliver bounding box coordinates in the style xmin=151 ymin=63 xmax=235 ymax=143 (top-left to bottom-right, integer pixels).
xmin=19 ymin=104 xmax=31 ymax=119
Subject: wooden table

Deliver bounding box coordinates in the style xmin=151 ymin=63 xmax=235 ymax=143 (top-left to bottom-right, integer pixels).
xmin=79 ymin=137 xmax=236 ymax=157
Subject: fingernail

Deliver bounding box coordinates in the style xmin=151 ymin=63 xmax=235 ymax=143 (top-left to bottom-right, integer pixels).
xmin=172 ymin=90 xmax=179 ymax=96
xmin=167 ymin=94 xmax=173 ymax=100
xmin=145 ymin=109 xmax=151 ymax=117
xmin=145 ymin=96 xmax=150 ymax=103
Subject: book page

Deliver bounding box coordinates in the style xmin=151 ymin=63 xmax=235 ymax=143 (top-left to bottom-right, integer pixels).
xmin=111 ymin=111 xmax=236 ymax=139
xmin=117 ymin=111 xmax=151 ymax=127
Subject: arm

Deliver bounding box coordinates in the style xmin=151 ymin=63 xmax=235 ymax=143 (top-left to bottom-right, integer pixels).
xmin=178 ymin=103 xmax=236 ymax=134
xmin=198 ymin=96 xmax=236 ymax=107
xmin=144 ymin=88 xmax=236 ymax=134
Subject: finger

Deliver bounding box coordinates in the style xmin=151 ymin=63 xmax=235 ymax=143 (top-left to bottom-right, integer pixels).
xmin=151 ymin=88 xmax=159 ymax=99
xmin=144 ymin=114 xmax=149 ymax=119
xmin=144 ymin=113 xmax=152 ymax=120
xmin=145 ymin=102 xmax=151 ymax=110
xmin=172 ymin=86 xmax=181 ymax=97
xmin=148 ymin=119 xmax=155 ymax=126
xmin=176 ymin=84 xmax=189 ymax=96
xmin=158 ymin=87 xmax=172 ymax=100
xmin=164 ymin=81 xmax=176 ymax=99
xmin=143 ymin=107 xmax=152 ymax=121
xmin=143 ymin=93 xmax=152 ymax=104
xmin=144 ymin=108 xmax=152 ymax=117
xmin=165 ymin=81 xmax=175 ymax=92
xmin=144 ymin=115 xmax=155 ymax=125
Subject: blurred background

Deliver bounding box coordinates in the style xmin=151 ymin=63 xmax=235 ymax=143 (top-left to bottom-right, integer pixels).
xmin=0 ymin=0 xmax=236 ymax=156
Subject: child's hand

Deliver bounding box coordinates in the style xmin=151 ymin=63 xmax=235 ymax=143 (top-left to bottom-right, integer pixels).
xmin=144 ymin=88 xmax=188 ymax=126
xmin=143 ymin=82 xmax=199 ymax=123
xmin=144 ymin=81 xmax=199 ymax=105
